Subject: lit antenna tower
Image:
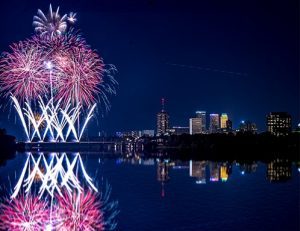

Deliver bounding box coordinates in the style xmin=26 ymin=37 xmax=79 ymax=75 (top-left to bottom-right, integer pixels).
xmin=156 ymin=98 xmax=169 ymax=136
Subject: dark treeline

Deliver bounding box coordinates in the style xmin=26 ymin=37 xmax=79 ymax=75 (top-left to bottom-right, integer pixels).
xmin=142 ymin=132 xmax=300 ymax=161
xmin=0 ymin=128 xmax=17 ymax=166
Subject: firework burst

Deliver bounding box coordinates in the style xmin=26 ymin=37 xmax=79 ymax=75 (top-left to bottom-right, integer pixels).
xmin=54 ymin=190 xmax=104 ymax=231
xmin=0 ymin=41 xmax=49 ymax=102
xmin=55 ymin=47 xmax=105 ymax=107
xmin=33 ymin=4 xmax=67 ymax=37
xmin=0 ymin=195 xmax=49 ymax=231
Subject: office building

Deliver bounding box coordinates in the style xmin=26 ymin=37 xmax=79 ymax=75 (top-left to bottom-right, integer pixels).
xmin=209 ymin=114 xmax=219 ymax=133
xmin=196 ymin=111 xmax=206 ymax=132
xmin=220 ymin=113 xmax=228 ymax=129
xmin=157 ymin=98 xmax=169 ymax=136
xmin=266 ymin=112 xmax=292 ymax=136
xmin=189 ymin=117 xmax=202 ymax=134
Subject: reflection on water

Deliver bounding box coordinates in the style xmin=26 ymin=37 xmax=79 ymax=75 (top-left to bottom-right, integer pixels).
xmin=0 ymin=152 xmax=118 ymax=231
xmin=0 ymin=152 xmax=299 ymax=231
xmin=118 ymin=155 xmax=295 ymax=186
xmin=267 ymin=159 xmax=292 ymax=182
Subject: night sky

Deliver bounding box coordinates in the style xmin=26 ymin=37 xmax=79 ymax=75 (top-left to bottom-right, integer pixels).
xmin=0 ymin=0 xmax=298 ymax=138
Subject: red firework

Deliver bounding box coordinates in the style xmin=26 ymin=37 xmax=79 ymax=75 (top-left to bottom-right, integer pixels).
xmin=54 ymin=46 xmax=105 ymax=107
xmin=54 ymin=190 xmax=104 ymax=231
xmin=0 ymin=41 xmax=49 ymax=101
xmin=0 ymin=195 xmax=49 ymax=231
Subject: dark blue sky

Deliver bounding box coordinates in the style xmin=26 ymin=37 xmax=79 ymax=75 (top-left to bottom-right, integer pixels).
xmin=0 ymin=0 xmax=298 ymax=138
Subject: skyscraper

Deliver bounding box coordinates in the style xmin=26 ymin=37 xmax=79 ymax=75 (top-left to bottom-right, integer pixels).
xmin=220 ymin=113 xmax=228 ymax=129
xmin=189 ymin=111 xmax=206 ymax=134
xmin=189 ymin=118 xmax=202 ymax=134
xmin=156 ymin=98 xmax=169 ymax=136
xmin=209 ymin=114 xmax=219 ymax=133
xmin=266 ymin=112 xmax=291 ymax=136
xmin=196 ymin=111 xmax=206 ymax=132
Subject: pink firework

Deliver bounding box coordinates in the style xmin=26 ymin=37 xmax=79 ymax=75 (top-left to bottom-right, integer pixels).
xmin=54 ymin=46 xmax=105 ymax=107
xmin=0 ymin=195 xmax=49 ymax=231
xmin=0 ymin=41 xmax=49 ymax=102
xmin=54 ymin=190 xmax=104 ymax=230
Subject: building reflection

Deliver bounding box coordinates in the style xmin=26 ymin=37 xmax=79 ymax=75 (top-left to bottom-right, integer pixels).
xmin=267 ymin=159 xmax=292 ymax=182
xmin=239 ymin=161 xmax=257 ymax=175
xmin=209 ymin=162 xmax=219 ymax=182
xmin=157 ymin=159 xmax=170 ymax=197
xmin=189 ymin=161 xmax=206 ymax=184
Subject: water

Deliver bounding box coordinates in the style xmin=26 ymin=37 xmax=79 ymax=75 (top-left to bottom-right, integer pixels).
xmin=0 ymin=152 xmax=299 ymax=231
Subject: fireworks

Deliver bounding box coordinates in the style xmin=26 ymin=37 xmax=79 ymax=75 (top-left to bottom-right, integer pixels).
xmin=0 ymin=42 xmax=49 ymax=102
xmin=55 ymin=47 xmax=105 ymax=106
xmin=0 ymin=4 xmax=118 ymax=142
xmin=0 ymin=195 xmax=49 ymax=231
xmin=54 ymin=190 xmax=104 ymax=230
xmin=33 ymin=4 xmax=67 ymax=37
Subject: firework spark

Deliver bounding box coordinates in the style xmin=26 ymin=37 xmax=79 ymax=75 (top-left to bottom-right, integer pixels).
xmin=55 ymin=47 xmax=105 ymax=107
xmin=33 ymin=4 xmax=67 ymax=37
xmin=54 ymin=190 xmax=104 ymax=231
xmin=0 ymin=195 xmax=49 ymax=231
xmin=0 ymin=42 xmax=49 ymax=102
xmin=68 ymin=12 xmax=77 ymax=23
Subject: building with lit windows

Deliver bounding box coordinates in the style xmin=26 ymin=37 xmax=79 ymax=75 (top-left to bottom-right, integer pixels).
xmin=209 ymin=114 xmax=219 ymax=133
xmin=196 ymin=111 xmax=206 ymax=132
xmin=266 ymin=112 xmax=292 ymax=136
xmin=220 ymin=113 xmax=228 ymax=129
xmin=157 ymin=98 xmax=169 ymax=136
xmin=189 ymin=118 xmax=202 ymax=134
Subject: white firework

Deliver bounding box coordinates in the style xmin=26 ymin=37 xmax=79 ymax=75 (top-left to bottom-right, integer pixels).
xmin=33 ymin=4 xmax=68 ymax=37
xmin=67 ymin=12 xmax=77 ymax=23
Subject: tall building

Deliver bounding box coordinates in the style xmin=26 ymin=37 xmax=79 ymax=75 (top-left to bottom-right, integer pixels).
xmin=156 ymin=98 xmax=169 ymax=136
xmin=196 ymin=111 xmax=206 ymax=132
xmin=226 ymin=119 xmax=233 ymax=131
xmin=220 ymin=113 xmax=228 ymax=129
xmin=209 ymin=114 xmax=219 ymax=133
xmin=266 ymin=112 xmax=292 ymax=136
xmin=189 ymin=118 xmax=202 ymax=134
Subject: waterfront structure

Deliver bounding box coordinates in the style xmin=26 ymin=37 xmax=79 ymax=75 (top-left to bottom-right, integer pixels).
xmin=209 ymin=114 xmax=219 ymax=133
xmin=157 ymin=98 xmax=169 ymax=136
xmin=189 ymin=161 xmax=206 ymax=184
xmin=171 ymin=126 xmax=189 ymax=135
xmin=266 ymin=112 xmax=292 ymax=136
xmin=142 ymin=130 xmax=155 ymax=137
xmin=220 ymin=113 xmax=228 ymax=129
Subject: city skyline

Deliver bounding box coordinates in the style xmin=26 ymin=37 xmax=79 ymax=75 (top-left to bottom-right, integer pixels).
xmin=0 ymin=0 xmax=298 ymax=139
